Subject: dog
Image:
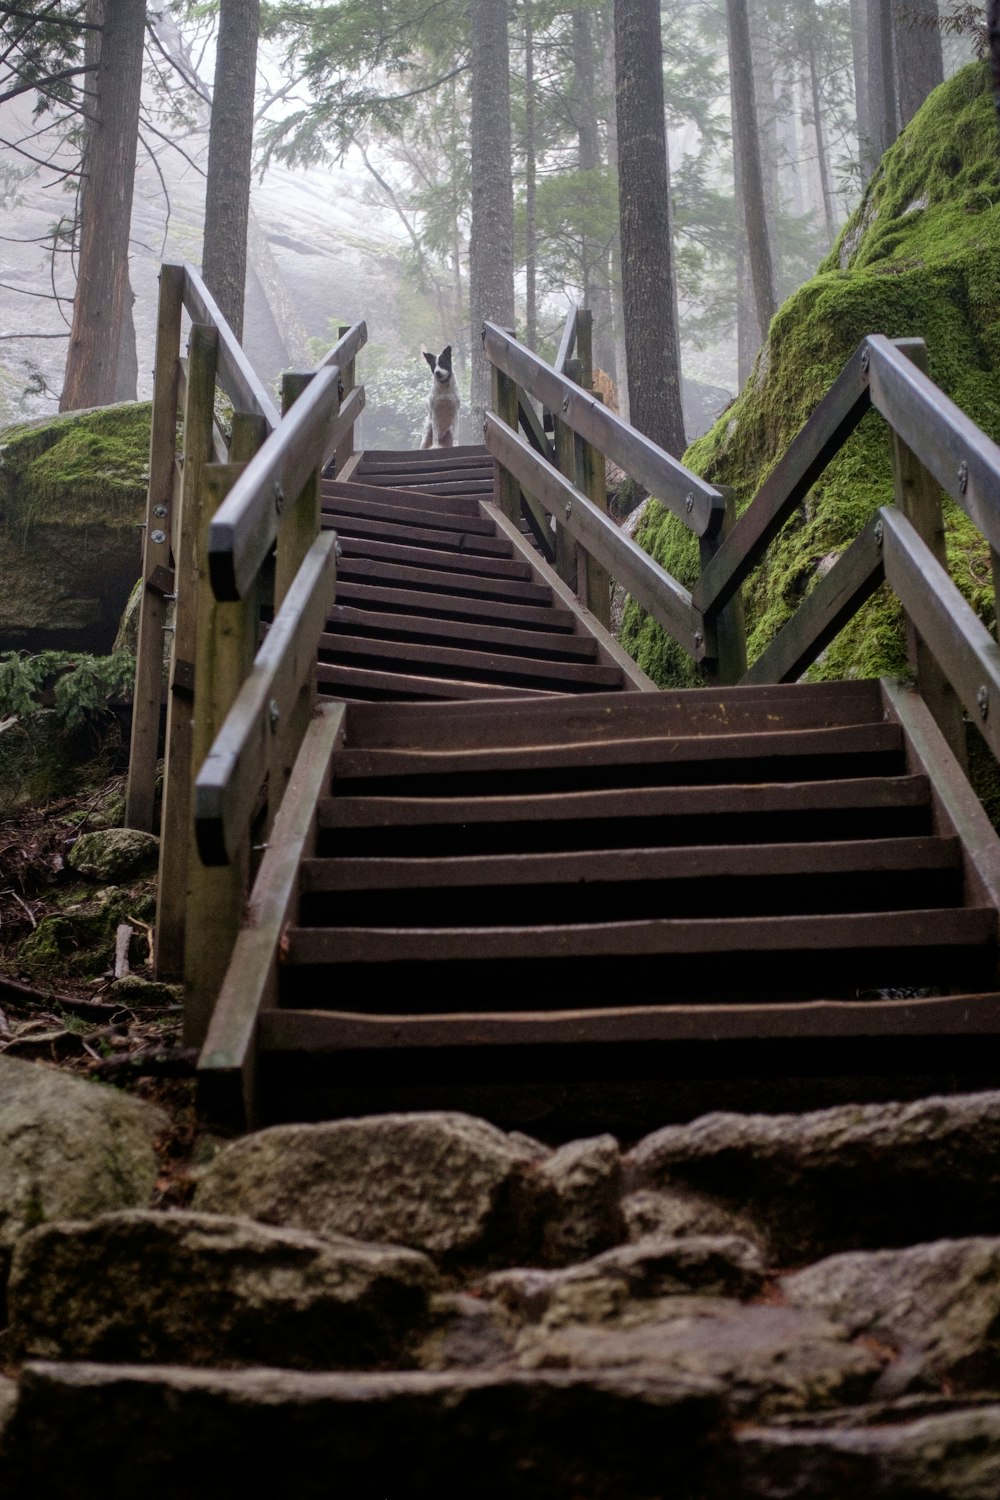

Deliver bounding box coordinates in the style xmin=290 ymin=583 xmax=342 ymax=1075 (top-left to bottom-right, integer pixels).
xmin=421 ymin=345 xmax=460 ymax=449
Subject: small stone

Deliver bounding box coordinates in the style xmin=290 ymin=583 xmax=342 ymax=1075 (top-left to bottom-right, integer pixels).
xmin=535 ymin=1134 xmax=624 ymax=1266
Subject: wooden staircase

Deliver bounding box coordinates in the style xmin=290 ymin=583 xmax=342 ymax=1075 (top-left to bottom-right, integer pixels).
xmin=316 ymin=445 xmax=636 ymax=701
xmin=200 ymin=448 xmax=1000 ymax=1134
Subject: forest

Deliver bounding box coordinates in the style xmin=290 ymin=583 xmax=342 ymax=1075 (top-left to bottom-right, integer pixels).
xmin=0 ymin=0 xmax=981 ymax=453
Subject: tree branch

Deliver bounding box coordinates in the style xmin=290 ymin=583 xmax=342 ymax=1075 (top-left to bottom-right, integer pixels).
xmin=0 ymin=60 xmax=97 ymax=106
xmin=0 ymin=2 xmax=101 ymax=28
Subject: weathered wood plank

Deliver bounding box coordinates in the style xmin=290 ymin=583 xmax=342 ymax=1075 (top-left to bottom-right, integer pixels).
xmin=326 ymin=515 xmax=515 ymax=558
xmin=321 ymin=491 xmax=495 ymax=532
xmin=154 ymin=322 xmax=219 ymax=979
xmin=323 ymin=721 xmax=902 ymax=783
xmin=322 ymin=609 xmax=595 ymax=659
xmin=284 ymin=906 xmax=997 ymax=966
xmin=340 ymin=679 xmax=886 ymax=748
xmin=882 ymin=506 xmax=1000 ymax=766
xmin=178 ymin=263 xmax=281 ymax=429
xmin=332 ymin=580 xmax=576 ymax=631
xmin=318 ymin=635 xmax=623 ymax=689
xmin=868 ymin=333 xmax=1000 ymax=553
xmin=197 ymin=700 xmax=347 ymax=1129
xmin=483 ymin=321 xmax=723 ymax=538
xmin=209 ymin=381 xmax=364 ymax=602
xmin=300 ymin=834 xmax=959 ymax=893
xmin=335 ymin=555 xmax=553 ymax=606
xmin=194 ymin=531 xmax=338 ymax=866
xmin=315 ymin=665 xmax=558 ymax=701
xmin=125 ymin=262 xmax=184 ymax=832
xmin=693 ymin=341 xmax=874 ymax=618
xmin=334 ymin=533 xmax=533 ymax=581
xmin=261 ymin=992 xmax=1000 ymax=1053
xmin=485 ymin=414 xmax=704 ymax=658
xmin=319 ymin=774 xmax=931 ymax=831
xmin=742 ymin=515 xmax=885 ymax=684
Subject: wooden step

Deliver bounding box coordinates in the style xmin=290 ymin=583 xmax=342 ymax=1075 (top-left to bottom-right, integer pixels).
xmin=323 ymin=608 xmax=596 ymax=661
xmin=331 ymin=582 xmax=577 ymax=632
xmin=323 ymin=479 xmax=485 ymax=518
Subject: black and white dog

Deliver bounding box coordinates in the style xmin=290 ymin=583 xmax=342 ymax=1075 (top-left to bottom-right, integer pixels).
xmin=421 ymin=345 xmax=460 ymax=449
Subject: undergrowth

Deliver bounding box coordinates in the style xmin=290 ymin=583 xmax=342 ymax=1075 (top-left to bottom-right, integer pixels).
xmin=0 ymin=649 xmax=135 ymax=730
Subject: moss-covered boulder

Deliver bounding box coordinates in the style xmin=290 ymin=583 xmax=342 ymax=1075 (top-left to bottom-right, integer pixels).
xmin=0 ymin=402 xmax=151 ymax=654
xmin=623 ymin=61 xmax=999 ymax=687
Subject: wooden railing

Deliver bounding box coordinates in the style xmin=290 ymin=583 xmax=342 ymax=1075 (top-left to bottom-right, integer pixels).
xmin=124 ymin=262 xmax=365 ymax=1043
xmin=484 ymin=323 xmax=1000 ymax=772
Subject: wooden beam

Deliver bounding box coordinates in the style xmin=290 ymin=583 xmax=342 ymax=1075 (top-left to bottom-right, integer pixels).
xmin=194 ymin=531 xmax=338 ymax=866
xmin=484 ymin=414 xmax=704 ymax=659
xmin=125 ymin=262 xmax=184 ymax=832
xmin=178 ymin=263 xmax=280 ymax=429
xmin=197 ymin=700 xmax=347 ymax=1129
xmin=693 ymin=340 xmax=873 ymax=618
xmin=742 ymin=514 xmax=885 ymax=684
xmin=483 ymin=321 xmax=722 ymax=539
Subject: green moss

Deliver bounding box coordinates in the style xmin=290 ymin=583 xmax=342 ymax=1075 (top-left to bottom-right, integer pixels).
xmin=16 ymin=882 xmax=157 ymax=982
xmin=0 ymin=402 xmax=151 ymax=543
xmin=623 ymin=62 xmax=1000 ymax=688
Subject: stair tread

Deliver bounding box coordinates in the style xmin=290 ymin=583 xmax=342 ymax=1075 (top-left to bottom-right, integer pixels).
xmin=299 ymin=835 xmax=962 ymax=892
xmin=282 ymin=906 xmax=998 ymax=966
xmin=323 ymin=608 xmax=593 ymax=658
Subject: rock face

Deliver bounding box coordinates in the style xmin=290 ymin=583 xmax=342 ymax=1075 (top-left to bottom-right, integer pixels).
xmin=0 ymin=1055 xmax=165 ymax=1276
xmin=7 ymin=1088 xmax=1000 ymax=1494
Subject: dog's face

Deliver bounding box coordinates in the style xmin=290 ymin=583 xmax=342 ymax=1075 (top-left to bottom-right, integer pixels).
xmin=424 ymin=346 xmax=453 ymax=385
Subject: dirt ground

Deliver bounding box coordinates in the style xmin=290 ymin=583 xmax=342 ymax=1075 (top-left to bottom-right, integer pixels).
xmin=0 ymin=770 xmax=200 ymax=1207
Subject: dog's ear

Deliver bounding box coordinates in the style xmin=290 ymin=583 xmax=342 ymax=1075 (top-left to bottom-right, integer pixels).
xmin=439 ymin=345 xmax=453 ymax=371
xmin=423 ymin=350 xmax=437 ymax=372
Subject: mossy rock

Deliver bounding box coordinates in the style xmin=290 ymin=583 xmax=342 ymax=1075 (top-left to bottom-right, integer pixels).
xmin=68 ymin=829 xmax=159 ymax=883
xmin=622 ymin=62 xmax=999 ymax=691
xmin=16 ymin=884 xmax=157 ymax=983
xmin=0 ymin=403 xmax=151 ymax=655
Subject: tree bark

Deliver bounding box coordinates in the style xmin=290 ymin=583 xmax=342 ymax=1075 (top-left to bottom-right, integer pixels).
xmin=468 ymin=0 xmax=515 ymax=428
xmin=613 ymin=0 xmax=685 ymax=455
xmin=202 ymin=0 xmax=260 ymax=341
xmin=807 ymin=36 xmax=837 ymax=241
xmin=895 ymin=0 xmax=943 ymax=127
xmin=60 ymin=0 xmax=145 ymax=411
xmin=572 ymin=5 xmax=615 ymax=380
xmin=864 ymin=0 xmax=898 ymax=178
xmin=850 ymin=0 xmax=872 ymax=180
xmin=727 ymin=0 xmax=777 ymax=343
xmin=524 ymin=0 xmax=538 ymax=351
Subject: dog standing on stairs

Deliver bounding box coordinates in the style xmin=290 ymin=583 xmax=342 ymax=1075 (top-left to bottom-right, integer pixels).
xmin=421 ymin=345 xmax=460 ymax=448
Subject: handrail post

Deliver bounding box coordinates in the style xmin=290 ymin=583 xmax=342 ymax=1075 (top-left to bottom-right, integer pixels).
xmin=125 ymin=263 xmax=184 ymax=832
xmin=554 ymin=355 xmax=583 ymax=589
xmin=699 ymin=486 xmax=747 ymax=684
xmin=154 ymin=322 xmax=219 ymax=979
xmin=334 ymin=324 xmax=355 ymax=475
xmin=889 ymin=341 xmax=967 ymax=769
xmin=490 ymin=352 xmax=521 ymax=524
xmin=182 ymin=412 xmax=267 ymax=1046
xmin=574 ymin=311 xmax=611 ymax=629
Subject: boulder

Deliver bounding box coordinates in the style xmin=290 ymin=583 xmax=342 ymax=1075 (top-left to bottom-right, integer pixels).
xmin=622 ymin=1186 xmax=767 ymax=1251
xmin=0 ymin=404 xmax=150 ymax=655
xmin=626 ymin=1091 xmax=1000 ymax=1262
xmin=8 ymin=1210 xmax=439 ymax=1370
xmin=0 ymin=1361 xmax=727 ymax=1500
xmin=782 ymin=1237 xmax=1000 ymax=1391
xmin=0 ymin=1055 xmax=165 ymax=1277
xmin=193 ymin=1111 xmax=544 ymax=1263
xmin=67 ymin=828 xmax=159 ymax=882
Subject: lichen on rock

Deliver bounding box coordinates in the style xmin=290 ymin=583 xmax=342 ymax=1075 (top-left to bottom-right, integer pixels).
xmin=621 ymin=61 xmax=999 ymax=690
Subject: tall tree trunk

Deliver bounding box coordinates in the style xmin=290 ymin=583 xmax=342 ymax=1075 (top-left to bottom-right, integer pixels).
xmin=572 ymin=5 xmax=615 ymax=377
xmin=864 ymin=0 xmax=898 ymax=178
xmin=613 ymin=0 xmax=684 ymax=454
xmin=895 ymin=0 xmax=943 ymax=127
xmin=524 ymin=0 xmax=538 ymax=351
xmin=469 ymin=0 xmax=515 ymax=428
xmin=727 ymin=0 xmax=777 ymax=342
xmin=60 ymin=0 xmax=145 ymax=411
xmin=850 ymin=0 xmax=872 ymax=180
xmin=202 ymin=0 xmax=260 ymax=341
xmin=807 ymin=37 xmax=837 ymax=241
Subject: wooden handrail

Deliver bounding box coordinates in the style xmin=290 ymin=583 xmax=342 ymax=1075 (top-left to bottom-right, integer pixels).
xmin=483 ymin=322 xmax=724 ymax=539
xmin=179 ymin=263 xmax=281 ymax=430
xmin=553 ymin=306 xmax=578 ymax=374
xmin=208 ymin=378 xmax=364 ymax=601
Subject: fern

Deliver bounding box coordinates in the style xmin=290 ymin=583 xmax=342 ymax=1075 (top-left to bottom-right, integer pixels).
xmin=0 ymin=649 xmax=135 ymax=730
